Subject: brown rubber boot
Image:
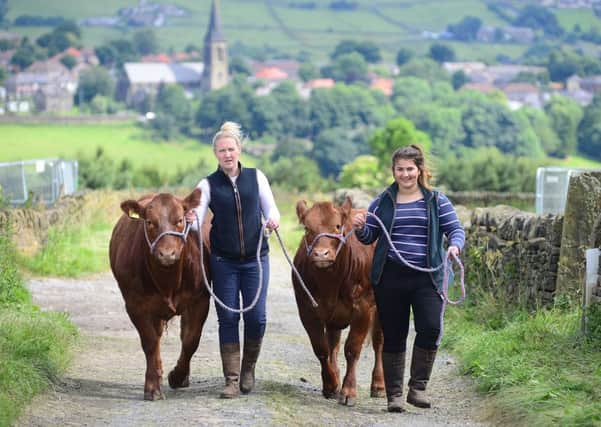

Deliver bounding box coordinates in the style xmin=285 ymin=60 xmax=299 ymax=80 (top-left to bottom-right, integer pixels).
xmin=407 ymin=345 xmax=437 ymax=408
xmin=382 ymin=352 xmax=405 ymax=413
xmin=240 ymin=338 xmax=262 ymax=394
xmin=219 ymin=342 xmax=240 ymax=399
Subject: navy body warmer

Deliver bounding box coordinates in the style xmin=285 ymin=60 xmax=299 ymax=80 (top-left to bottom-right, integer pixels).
xmin=207 ymin=166 xmax=268 ymax=260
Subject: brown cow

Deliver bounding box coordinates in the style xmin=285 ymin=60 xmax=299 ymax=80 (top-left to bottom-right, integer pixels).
xmin=292 ymin=197 xmax=385 ymax=406
xmin=109 ymin=188 xmax=211 ymax=400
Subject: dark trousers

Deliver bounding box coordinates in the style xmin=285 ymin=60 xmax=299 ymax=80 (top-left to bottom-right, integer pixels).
xmin=210 ymin=253 xmax=269 ymax=344
xmin=374 ymin=259 xmax=443 ymax=353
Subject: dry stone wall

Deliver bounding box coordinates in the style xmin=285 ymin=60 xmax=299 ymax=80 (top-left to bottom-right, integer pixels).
xmin=467 ymin=206 xmax=563 ymax=307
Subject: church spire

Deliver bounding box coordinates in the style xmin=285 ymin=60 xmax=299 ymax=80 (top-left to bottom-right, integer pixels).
xmin=205 ymin=0 xmax=225 ymax=43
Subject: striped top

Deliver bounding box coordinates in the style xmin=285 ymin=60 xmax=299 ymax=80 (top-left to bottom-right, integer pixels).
xmin=356 ymin=194 xmax=465 ymax=267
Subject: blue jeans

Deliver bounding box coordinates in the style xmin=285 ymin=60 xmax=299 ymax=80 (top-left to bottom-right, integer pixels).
xmin=210 ymin=253 xmax=269 ymax=344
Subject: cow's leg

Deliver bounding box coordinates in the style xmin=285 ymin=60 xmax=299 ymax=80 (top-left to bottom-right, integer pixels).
xmin=370 ymin=312 xmax=386 ymax=398
xmin=297 ymin=304 xmax=339 ymax=398
xmin=326 ymin=328 xmax=342 ymax=387
xmin=168 ymin=298 xmax=210 ymax=389
xmin=338 ymin=304 xmax=371 ymax=407
xmin=129 ymin=312 xmax=165 ymax=401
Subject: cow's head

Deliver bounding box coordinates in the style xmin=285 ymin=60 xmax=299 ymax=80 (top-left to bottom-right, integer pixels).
xmin=296 ymin=196 xmax=353 ymax=269
xmin=121 ymin=188 xmax=201 ymax=266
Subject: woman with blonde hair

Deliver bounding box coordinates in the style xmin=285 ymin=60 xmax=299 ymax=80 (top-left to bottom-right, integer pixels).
xmin=188 ymin=121 xmax=280 ymax=398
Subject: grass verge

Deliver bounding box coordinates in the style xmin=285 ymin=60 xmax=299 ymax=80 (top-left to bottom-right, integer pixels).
xmin=0 ymin=226 xmax=78 ymax=427
xmin=443 ymin=296 xmax=601 ymax=426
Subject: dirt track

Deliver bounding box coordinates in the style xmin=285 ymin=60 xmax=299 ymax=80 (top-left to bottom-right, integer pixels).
xmin=17 ymin=252 xmax=488 ymax=427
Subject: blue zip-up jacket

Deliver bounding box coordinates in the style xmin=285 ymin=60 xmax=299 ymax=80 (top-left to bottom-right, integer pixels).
xmin=356 ymin=183 xmax=457 ymax=293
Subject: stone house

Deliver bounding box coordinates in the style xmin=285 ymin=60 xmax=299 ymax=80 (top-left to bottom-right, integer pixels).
xmin=118 ymin=62 xmax=204 ymax=107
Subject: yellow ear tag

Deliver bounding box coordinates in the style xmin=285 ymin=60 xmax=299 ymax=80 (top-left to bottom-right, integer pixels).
xmin=128 ymin=209 xmax=140 ymax=219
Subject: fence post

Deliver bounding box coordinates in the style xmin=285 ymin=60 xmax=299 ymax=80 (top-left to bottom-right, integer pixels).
xmin=583 ymin=248 xmax=600 ymax=334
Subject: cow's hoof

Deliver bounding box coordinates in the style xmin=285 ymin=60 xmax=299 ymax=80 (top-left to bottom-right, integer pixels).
xmin=338 ymin=394 xmax=356 ymax=407
xmin=144 ymin=389 xmax=165 ymax=401
xmin=168 ymin=370 xmax=189 ymax=389
xmin=370 ymin=388 xmax=386 ymax=398
xmin=322 ymin=389 xmax=339 ymax=399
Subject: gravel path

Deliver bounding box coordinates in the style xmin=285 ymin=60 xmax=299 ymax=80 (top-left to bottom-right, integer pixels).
xmin=17 ymin=252 xmax=488 ymax=427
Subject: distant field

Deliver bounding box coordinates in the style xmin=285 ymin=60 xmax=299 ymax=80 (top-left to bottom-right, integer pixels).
xmin=0 ymin=123 xmax=228 ymax=171
xmin=553 ymin=154 xmax=601 ymax=168
xmin=6 ymin=0 xmax=597 ymax=62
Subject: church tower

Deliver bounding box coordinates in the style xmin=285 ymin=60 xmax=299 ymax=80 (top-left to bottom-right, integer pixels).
xmin=203 ymin=0 xmax=228 ymax=91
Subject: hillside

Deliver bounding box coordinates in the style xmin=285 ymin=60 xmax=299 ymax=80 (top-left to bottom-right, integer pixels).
xmin=5 ymin=0 xmax=601 ymax=62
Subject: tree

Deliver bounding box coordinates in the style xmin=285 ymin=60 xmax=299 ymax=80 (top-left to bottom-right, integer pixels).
xmin=95 ymin=45 xmax=118 ymax=67
xmin=0 ymin=67 xmax=6 ymax=85
xmin=10 ymin=45 xmax=35 ymax=70
xmin=577 ymin=95 xmax=601 ymax=160
xmin=451 ymin=70 xmax=469 ymax=89
xmin=520 ymin=107 xmax=561 ymax=156
xmin=260 ymin=156 xmax=322 ymax=191
xmin=322 ymin=51 xmax=368 ymax=84
xmin=514 ymin=4 xmax=563 ymax=37
xmin=132 ymin=29 xmax=159 ymax=56
xmin=395 ymin=47 xmax=413 ymax=66
xmin=339 ymin=155 xmax=387 ymax=189
xmin=429 ymin=43 xmax=455 ymax=63
xmin=311 ymin=127 xmax=363 ymax=177
xmin=447 ymin=16 xmax=482 ymax=41
xmin=460 ymin=97 xmax=543 ymax=157
xmin=369 ymin=117 xmax=431 ymax=171
xmin=544 ymin=95 xmax=583 ymax=157
xmin=0 ymin=0 xmax=8 ymax=23
xmin=229 ymin=56 xmax=252 ymax=76
xmin=36 ymin=20 xmax=81 ymax=56
xmin=152 ymin=84 xmax=192 ymax=139
xmin=298 ymin=62 xmax=319 ymax=82
xmin=60 ymin=54 xmax=76 ymax=70
xmin=330 ymin=40 xmax=381 ymax=63
xmin=77 ymin=67 xmax=115 ymax=104
xmin=397 ymin=58 xmax=450 ymax=82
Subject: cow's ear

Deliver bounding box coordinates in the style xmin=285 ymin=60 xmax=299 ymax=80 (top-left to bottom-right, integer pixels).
xmin=121 ymin=200 xmax=144 ymax=220
xmin=339 ymin=196 xmax=353 ymax=224
xmin=296 ymin=200 xmax=308 ymax=222
xmin=182 ymin=188 xmax=201 ymax=212
xmin=341 ymin=196 xmax=353 ymax=216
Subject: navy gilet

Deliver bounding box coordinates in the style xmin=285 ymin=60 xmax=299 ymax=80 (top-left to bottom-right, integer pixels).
xmin=207 ymin=165 xmax=268 ymax=260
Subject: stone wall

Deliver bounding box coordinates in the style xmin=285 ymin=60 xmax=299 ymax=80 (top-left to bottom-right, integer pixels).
xmin=467 ymin=206 xmax=563 ymax=307
xmin=0 ymin=189 xmax=139 ymax=256
xmin=465 ymin=172 xmax=601 ymax=308
xmin=592 ymin=215 xmax=601 ymax=304
xmin=557 ymin=172 xmax=601 ymax=300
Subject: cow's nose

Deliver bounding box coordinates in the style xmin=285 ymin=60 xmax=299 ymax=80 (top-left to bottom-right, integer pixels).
xmin=313 ymin=249 xmax=330 ymax=258
xmin=158 ymin=249 xmax=177 ymax=264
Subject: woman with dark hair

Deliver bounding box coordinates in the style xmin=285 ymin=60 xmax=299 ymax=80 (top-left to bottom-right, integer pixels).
xmin=352 ymin=144 xmax=464 ymax=413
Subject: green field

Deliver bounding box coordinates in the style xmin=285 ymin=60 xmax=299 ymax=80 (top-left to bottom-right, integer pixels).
xmin=6 ymin=0 xmax=599 ymax=62
xmin=0 ymin=123 xmax=227 ymax=171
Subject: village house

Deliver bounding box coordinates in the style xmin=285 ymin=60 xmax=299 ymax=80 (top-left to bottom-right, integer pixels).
xmin=502 ymin=83 xmax=543 ymax=109
xmin=4 ymin=59 xmax=77 ymax=113
xmin=119 ymin=62 xmax=204 ymax=106
xmin=299 ymin=78 xmax=335 ymax=99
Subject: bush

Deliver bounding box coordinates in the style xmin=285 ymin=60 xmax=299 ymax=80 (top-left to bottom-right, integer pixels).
xmin=0 ymin=225 xmax=30 ymax=307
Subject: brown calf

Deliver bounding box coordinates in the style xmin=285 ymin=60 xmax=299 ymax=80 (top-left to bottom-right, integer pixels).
xmin=292 ymin=197 xmax=385 ymax=406
xmin=109 ymin=189 xmax=211 ymax=400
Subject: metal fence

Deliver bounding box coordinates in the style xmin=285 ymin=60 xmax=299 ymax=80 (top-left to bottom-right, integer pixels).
xmin=536 ymin=167 xmax=601 ymax=215
xmin=0 ymin=159 xmax=78 ymax=207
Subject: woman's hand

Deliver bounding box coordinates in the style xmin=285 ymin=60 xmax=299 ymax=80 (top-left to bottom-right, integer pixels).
xmin=185 ymin=210 xmax=197 ymax=223
xmin=447 ymin=245 xmax=460 ymax=258
xmin=265 ymin=218 xmax=279 ymax=231
xmin=352 ymin=212 xmax=367 ymax=230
